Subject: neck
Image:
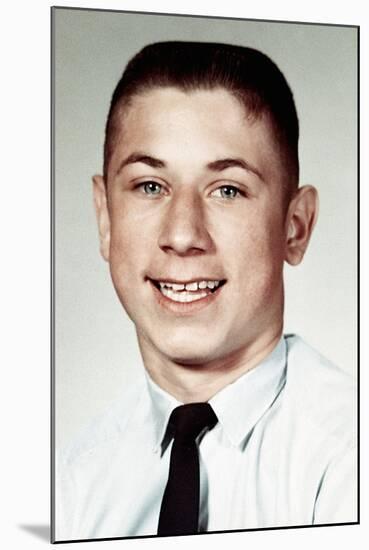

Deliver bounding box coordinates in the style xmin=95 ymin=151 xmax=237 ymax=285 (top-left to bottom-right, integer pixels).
xmin=138 ymin=327 xmax=283 ymax=403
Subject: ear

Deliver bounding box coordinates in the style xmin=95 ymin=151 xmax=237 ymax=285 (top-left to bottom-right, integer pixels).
xmin=285 ymin=185 xmax=319 ymax=266
xmin=92 ymin=175 xmax=111 ymax=262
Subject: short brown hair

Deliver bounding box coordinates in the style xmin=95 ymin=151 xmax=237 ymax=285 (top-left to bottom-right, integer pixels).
xmin=103 ymin=41 xmax=299 ymax=190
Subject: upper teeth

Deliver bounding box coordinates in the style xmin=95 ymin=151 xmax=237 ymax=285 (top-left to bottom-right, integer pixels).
xmin=158 ymin=280 xmax=221 ymax=291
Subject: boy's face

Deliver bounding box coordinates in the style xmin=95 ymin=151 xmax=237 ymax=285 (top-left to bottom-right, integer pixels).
xmin=94 ymin=88 xmax=298 ymax=365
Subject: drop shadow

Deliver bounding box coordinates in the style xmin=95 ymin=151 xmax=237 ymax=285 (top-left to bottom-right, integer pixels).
xmin=18 ymin=524 xmax=50 ymax=542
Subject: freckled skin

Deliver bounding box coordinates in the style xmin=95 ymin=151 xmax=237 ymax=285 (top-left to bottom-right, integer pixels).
xmin=93 ymin=88 xmax=317 ymax=398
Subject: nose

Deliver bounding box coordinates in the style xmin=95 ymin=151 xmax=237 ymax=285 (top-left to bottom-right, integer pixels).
xmin=158 ymin=191 xmax=213 ymax=256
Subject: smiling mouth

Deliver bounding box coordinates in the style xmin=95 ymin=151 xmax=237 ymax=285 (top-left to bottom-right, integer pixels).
xmin=149 ymin=278 xmax=227 ymax=303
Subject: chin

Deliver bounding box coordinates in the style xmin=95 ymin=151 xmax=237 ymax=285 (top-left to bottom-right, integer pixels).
xmin=170 ymin=352 xmax=212 ymax=366
xmin=155 ymin=335 xmax=227 ymax=367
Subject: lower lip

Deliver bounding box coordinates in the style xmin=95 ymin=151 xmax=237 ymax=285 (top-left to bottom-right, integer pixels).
xmin=149 ymin=281 xmax=224 ymax=315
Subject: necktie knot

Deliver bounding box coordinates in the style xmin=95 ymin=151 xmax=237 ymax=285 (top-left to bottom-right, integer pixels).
xmin=168 ymin=403 xmax=218 ymax=443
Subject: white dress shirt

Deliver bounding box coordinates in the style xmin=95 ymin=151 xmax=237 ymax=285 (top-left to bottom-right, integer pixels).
xmin=55 ymin=335 xmax=357 ymax=541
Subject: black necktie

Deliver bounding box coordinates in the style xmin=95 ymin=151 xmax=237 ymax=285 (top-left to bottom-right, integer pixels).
xmin=157 ymin=403 xmax=218 ymax=536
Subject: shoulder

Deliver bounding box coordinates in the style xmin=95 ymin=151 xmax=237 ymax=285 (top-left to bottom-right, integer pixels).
xmin=58 ymin=376 xmax=146 ymax=471
xmin=283 ymin=334 xmax=356 ymax=448
xmin=284 ymin=334 xmax=355 ymax=394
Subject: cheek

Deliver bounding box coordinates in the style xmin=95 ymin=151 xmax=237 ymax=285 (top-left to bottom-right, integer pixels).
xmin=219 ymin=208 xmax=285 ymax=261
xmin=218 ymin=212 xmax=285 ymax=299
xmin=109 ymin=206 xmax=153 ymax=263
xmin=107 ymin=223 xmax=142 ymax=299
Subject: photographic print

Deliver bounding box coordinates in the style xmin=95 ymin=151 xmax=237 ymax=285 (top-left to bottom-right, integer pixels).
xmin=51 ymin=6 xmax=358 ymax=543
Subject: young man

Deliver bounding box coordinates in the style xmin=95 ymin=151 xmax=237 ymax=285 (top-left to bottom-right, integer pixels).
xmin=55 ymin=42 xmax=356 ymax=541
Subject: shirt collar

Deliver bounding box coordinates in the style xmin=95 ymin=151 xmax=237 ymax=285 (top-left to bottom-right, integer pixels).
xmin=209 ymin=336 xmax=287 ymax=447
xmin=145 ymin=371 xmax=182 ymax=453
xmin=144 ymin=336 xmax=287 ymax=452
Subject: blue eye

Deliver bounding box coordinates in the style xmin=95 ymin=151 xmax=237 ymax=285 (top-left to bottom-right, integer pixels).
xmin=141 ymin=181 xmax=162 ymax=195
xmin=213 ymin=185 xmax=242 ymax=199
xmin=221 ymin=186 xmax=239 ymax=199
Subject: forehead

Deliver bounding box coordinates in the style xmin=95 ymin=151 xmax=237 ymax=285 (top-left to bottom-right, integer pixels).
xmin=109 ymin=87 xmax=283 ymax=181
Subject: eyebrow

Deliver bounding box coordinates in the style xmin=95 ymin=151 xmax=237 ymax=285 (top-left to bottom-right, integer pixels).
xmin=116 ymin=153 xmax=166 ymax=176
xmin=207 ymin=158 xmax=263 ymax=181
xmin=116 ymin=152 xmax=263 ymax=181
